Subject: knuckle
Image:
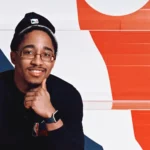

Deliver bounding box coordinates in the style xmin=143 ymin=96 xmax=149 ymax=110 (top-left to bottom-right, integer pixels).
xmin=34 ymin=97 xmax=38 ymax=101
xmin=35 ymin=91 xmax=39 ymax=96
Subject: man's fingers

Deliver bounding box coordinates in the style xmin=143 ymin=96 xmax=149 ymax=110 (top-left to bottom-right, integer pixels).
xmin=24 ymin=99 xmax=33 ymax=109
xmin=24 ymin=95 xmax=36 ymax=109
xmin=25 ymin=91 xmax=36 ymax=97
xmin=30 ymin=88 xmax=39 ymax=92
xmin=24 ymin=96 xmax=35 ymax=101
xmin=41 ymin=78 xmax=47 ymax=90
xmin=24 ymin=78 xmax=48 ymax=109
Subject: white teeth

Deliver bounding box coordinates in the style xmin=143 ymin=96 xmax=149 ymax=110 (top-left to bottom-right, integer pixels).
xmin=30 ymin=70 xmax=42 ymax=73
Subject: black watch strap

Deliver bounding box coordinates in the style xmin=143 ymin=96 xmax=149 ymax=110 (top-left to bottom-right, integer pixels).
xmin=44 ymin=110 xmax=60 ymax=123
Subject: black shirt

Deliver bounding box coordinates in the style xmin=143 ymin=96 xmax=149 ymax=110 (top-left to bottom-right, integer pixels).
xmin=0 ymin=70 xmax=84 ymax=150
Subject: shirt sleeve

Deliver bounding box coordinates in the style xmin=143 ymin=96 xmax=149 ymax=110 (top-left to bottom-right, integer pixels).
xmin=46 ymin=87 xmax=84 ymax=150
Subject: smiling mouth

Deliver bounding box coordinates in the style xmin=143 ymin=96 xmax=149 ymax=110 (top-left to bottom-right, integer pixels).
xmin=28 ymin=69 xmax=46 ymax=77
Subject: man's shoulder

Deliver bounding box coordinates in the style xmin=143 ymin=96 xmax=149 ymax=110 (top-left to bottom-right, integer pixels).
xmin=47 ymin=74 xmax=79 ymax=94
xmin=0 ymin=70 xmax=14 ymax=83
xmin=0 ymin=70 xmax=14 ymax=94
xmin=47 ymin=74 xmax=83 ymax=108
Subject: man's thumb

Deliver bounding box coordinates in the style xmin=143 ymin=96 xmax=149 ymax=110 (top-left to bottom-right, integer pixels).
xmin=42 ymin=78 xmax=47 ymax=90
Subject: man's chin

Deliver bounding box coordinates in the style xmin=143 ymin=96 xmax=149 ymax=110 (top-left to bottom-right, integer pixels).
xmin=27 ymin=80 xmax=43 ymax=89
xmin=28 ymin=82 xmax=41 ymax=89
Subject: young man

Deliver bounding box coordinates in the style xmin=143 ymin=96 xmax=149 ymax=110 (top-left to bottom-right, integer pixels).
xmin=0 ymin=12 xmax=84 ymax=150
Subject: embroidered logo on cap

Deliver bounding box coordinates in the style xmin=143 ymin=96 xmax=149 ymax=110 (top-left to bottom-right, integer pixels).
xmin=30 ymin=18 xmax=39 ymax=24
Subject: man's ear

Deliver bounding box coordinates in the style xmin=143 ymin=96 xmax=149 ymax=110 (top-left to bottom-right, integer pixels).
xmin=10 ymin=51 xmax=17 ymax=65
xmin=51 ymin=60 xmax=56 ymax=69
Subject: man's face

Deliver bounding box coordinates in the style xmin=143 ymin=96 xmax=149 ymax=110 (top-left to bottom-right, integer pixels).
xmin=11 ymin=30 xmax=55 ymax=86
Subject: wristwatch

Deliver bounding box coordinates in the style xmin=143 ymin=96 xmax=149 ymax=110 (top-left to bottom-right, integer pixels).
xmin=44 ymin=110 xmax=60 ymax=123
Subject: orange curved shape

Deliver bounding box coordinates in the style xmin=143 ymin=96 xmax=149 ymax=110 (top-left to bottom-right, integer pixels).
xmin=77 ymin=1 xmax=150 ymax=149
xmin=90 ymin=31 xmax=150 ymax=100
xmin=77 ymin=0 xmax=150 ymax=30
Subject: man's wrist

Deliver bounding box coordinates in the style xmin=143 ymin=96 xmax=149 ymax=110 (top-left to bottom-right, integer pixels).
xmin=46 ymin=119 xmax=64 ymax=131
xmin=44 ymin=110 xmax=63 ymax=131
xmin=44 ymin=110 xmax=60 ymax=123
xmin=45 ymin=106 xmax=56 ymax=118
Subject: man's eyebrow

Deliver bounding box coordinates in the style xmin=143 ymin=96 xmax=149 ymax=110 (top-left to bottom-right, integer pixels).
xmin=43 ymin=46 xmax=53 ymax=52
xmin=20 ymin=45 xmax=54 ymax=52
xmin=21 ymin=45 xmax=34 ymax=50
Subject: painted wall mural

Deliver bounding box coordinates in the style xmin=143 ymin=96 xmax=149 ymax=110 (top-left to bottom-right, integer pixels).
xmin=0 ymin=0 xmax=150 ymax=149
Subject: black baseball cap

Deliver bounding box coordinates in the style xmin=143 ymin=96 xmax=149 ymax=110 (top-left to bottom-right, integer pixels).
xmin=10 ymin=12 xmax=58 ymax=54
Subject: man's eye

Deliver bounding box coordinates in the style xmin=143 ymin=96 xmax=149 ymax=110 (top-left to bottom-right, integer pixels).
xmin=43 ymin=53 xmax=51 ymax=57
xmin=23 ymin=50 xmax=33 ymax=55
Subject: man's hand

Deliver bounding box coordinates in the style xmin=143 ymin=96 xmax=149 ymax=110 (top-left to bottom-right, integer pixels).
xmin=24 ymin=78 xmax=55 ymax=118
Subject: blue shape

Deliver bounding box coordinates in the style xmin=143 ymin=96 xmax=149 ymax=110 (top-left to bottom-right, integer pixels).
xmin=0 ymin=49 xmax=14 ymax=72
xmin=84 ymin=135 xmax=104 ymax=150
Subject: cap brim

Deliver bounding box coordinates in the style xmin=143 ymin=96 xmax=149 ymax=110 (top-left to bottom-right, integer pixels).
xmin=19 ymin=24 xmax=57 ymax=42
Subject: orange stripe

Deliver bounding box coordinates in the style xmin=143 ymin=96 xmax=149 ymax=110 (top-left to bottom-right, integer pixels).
xmin=112 ymin=101 xmax=150 ymax=109
xmin=90 ymin=31 xmax=150 ymax=100
xmin=100 ymin=43 xmax=150 ymax=54
xmin=131 ymin=111 xmax=150 ymax=150
xmin=90 ymin=31 xmax=150 ymax=43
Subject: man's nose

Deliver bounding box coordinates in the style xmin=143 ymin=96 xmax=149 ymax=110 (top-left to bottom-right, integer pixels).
xmin=30 ymin=54 xmax=43 ymax=65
